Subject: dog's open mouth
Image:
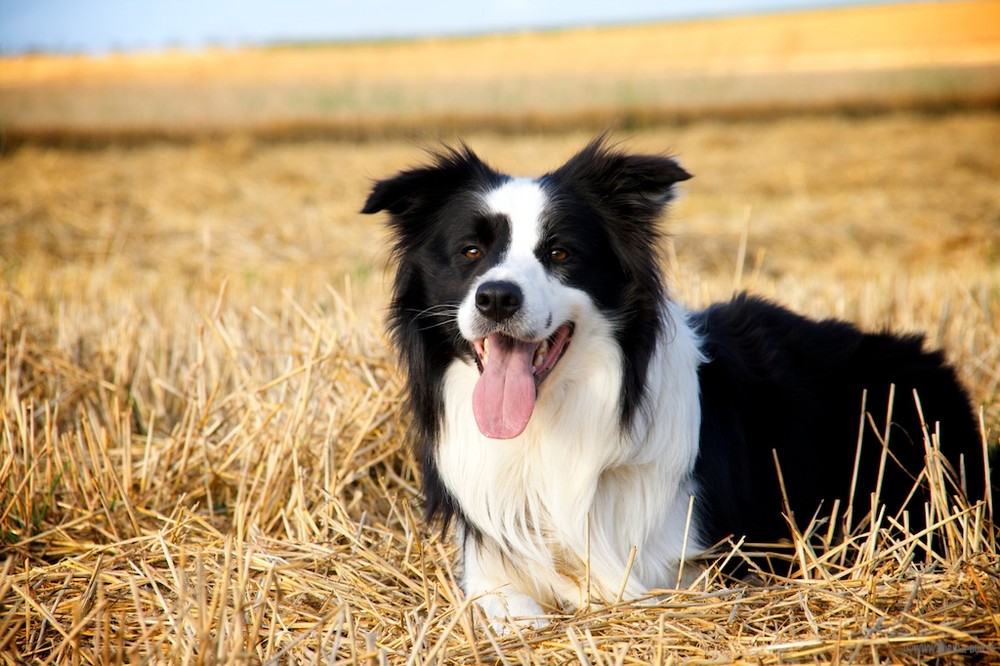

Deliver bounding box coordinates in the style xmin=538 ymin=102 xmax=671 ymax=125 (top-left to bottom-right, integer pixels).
xmin=471 ymin=323 xmax=574 ymax=440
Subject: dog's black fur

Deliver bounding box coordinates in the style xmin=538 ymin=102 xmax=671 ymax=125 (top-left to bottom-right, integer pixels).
xmin=694 ymin=294 xmax=990 ymax=552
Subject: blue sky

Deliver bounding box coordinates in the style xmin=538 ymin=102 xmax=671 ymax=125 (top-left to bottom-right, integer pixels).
xmin=1 ymin=0 xmax=907 ymax=55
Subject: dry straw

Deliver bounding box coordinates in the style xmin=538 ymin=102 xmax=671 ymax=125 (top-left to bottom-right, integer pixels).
xmin=2 ymin=116 xmax=999 ymax=663
xmin=2 ymin=280 xmax=996 ymax=664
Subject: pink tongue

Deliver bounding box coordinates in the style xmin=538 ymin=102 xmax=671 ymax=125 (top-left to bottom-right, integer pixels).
xmin=472 ymin=334 xmax=537 ymax=439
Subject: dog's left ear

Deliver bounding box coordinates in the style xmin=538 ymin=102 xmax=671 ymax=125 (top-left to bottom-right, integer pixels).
xmin=612 ymin=152 xmax=692 ymax=206
xmin=547 ymin=135 xmax=691 ymax=221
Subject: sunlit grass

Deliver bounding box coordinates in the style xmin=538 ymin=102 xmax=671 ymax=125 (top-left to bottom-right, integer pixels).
xmin=2 ymin=1 xmax=998 ymax=142
xmin=1 ymin=113 xmax=998 ymax=663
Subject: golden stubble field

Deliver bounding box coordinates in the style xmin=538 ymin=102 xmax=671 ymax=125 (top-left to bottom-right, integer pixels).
xmin=2 ymin=2 xmax=1000 ymax=662
xmin=2 ymin=0 xmax=1000 ymax=138
xmin=2 ymin=111 xmax=999 ymax=663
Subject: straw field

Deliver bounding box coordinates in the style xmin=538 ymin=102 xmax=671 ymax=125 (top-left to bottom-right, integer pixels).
xmin=3 ymin=0 xmax=1000 ymax=141
xmin=2 ymin=109 xmax=999 ymax=663
xmin=3 ymin=1 xmax=1000 ymax=661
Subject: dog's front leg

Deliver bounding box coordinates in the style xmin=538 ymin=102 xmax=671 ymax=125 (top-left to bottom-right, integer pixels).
xmin=461 ymin=536 xmax=549 ymax=633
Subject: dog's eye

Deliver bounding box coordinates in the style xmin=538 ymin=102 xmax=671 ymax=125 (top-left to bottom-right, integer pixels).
xmin=462 ymin=245 xmax=483 ymax=260
xmin=549 ymin=248 xmax=570 ymax=263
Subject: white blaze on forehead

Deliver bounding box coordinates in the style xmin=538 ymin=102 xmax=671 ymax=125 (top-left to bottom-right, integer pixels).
xmin=484 ymin=178 xmax=547 ymax=259
xmin=457 ymin=176 xmax=562 ymax=344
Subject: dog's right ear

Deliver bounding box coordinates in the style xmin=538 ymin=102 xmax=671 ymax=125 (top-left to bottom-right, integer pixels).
xmin=361 ymin=169 xmax=429 ymax=217
xmin=361 ymin=144 xmax=500 ymax=218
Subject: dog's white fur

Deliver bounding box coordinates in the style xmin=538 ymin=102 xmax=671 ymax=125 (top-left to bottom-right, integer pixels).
xmin=438 ymin=179 xmax=706 ymax=628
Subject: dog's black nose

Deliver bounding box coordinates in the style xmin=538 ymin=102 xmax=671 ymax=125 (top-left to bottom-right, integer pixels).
xmin=475 ymin=280 xmax=523 ymax=322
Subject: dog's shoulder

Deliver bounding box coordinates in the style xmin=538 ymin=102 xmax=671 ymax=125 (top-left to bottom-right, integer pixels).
xmin=693 ymin=293 xmax=874 ymax=377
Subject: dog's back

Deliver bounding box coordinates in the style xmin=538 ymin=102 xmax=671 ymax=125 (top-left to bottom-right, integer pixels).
xmin=693 ymin=293 xmax=992 ymax=551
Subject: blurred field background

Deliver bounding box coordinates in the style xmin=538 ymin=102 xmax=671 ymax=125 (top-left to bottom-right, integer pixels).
xmin=2 ymin=1 xmax=1000 ymax=663
xmin=3 ymin=0 xmax=1000 ymax=140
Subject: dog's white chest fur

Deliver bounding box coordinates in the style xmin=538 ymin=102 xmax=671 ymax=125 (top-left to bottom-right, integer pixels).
xmin=438 ymin=301 xmax=706 ymax=617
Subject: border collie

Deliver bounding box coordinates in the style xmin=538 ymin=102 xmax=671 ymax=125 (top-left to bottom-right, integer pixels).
xmin=362 ymin=136 xmax=991 ymax=629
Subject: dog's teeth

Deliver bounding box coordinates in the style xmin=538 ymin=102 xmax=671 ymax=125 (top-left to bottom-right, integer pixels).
xmin=533 ymin=339 xmax=551 ymax=371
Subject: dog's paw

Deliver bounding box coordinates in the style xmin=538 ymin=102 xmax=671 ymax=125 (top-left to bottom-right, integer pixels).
xmin=476 ymin=592 xmax=548 ymax=634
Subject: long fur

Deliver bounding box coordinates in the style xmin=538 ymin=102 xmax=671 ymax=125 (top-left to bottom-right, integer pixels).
xmin=362 ymin=137 xmax=993 ymax=628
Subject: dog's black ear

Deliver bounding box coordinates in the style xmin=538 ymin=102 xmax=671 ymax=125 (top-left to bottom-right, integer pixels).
xmin=361 ymin=169 xmax=430 ymax=217
xmin=546 ymin=135 xmax=691 ymax=221
xmin=361 ymin=144 xmax=501 ymax=218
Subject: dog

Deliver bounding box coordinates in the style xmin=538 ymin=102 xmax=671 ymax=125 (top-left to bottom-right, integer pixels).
xmin=362 ymin=136 xmax=992 ymax=629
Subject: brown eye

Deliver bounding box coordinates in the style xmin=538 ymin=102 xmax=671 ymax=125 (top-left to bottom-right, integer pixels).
xmin=549 ymin=248 xmax=570 ymax=263
xmin=463 ymin=246 xmax=483 ymax=260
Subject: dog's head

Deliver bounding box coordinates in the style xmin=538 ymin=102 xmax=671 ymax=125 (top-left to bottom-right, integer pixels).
xmin=363 ymin=137 xmax=690 ymax=439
